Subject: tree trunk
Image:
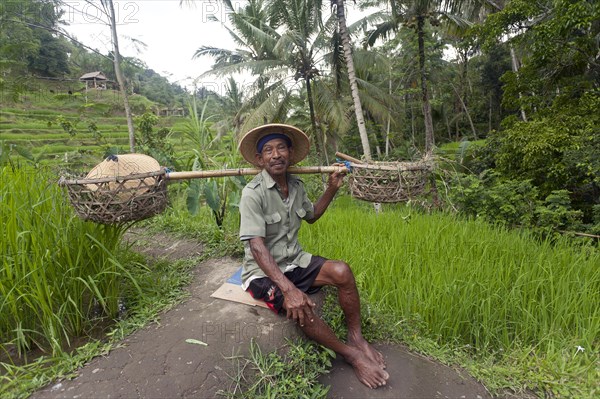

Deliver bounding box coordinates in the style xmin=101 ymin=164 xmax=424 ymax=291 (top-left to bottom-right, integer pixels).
xmin=385 ymin=113 xmax=391 ymax=157
xmin=106 ymin=0 xmax=136 ymax=153
xmin=410 ymin=97 xmax=416 ymax=146
xmin=385 ymin=64 xmax=392 ymax=157
xmin=509 ymin=45 xmax=527 ymax=122
xmin=488 ymin=94 xmax=492 ymax=133
xmin=305 ymin=78 xmax=327 ymax=165
xmin=416 ymin=16 xmax=435 ymax=155
xmin=460 ymin=47 xmax=469 ymax=135
xmin=336 ymin=0 xmax=372 ymax=161
xmin=451 ymin=83 xmax=477 ymax=139
xmin=443 ymin=104 xmax=452 ymax=140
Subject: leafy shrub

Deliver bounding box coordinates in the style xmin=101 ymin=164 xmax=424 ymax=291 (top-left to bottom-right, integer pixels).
xmin=449 ymin=172 xmax=584 ymax=236
xmin=450 ymin=172 xmax=539 ymax=227
xmin=458 ymin=91 xmax=600 ymax=234
xmin=535 ymin=190 xmax=584 ymax=233
xmin=134 ymin=112 xmax=178 ymax=169
xmin=48 ymin=115 xmax=78 ymax=136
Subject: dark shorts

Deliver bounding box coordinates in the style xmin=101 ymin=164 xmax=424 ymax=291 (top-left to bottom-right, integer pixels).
xmin=246 ymin=255 xmax=327 ymax=314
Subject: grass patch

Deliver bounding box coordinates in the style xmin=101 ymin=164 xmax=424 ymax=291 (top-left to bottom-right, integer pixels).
xmin=0 ymin=167 xmax=207 ymax=398
xmin=1 ymin=166 xmax=140 ymax=356
xmin=218 ymin=339 xmax=333 ymax=399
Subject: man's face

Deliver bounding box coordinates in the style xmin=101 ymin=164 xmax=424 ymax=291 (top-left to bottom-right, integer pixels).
xmin=256 ymin=138 xmax=293 ymax=177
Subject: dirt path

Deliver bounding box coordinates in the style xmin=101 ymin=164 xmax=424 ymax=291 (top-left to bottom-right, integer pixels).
xmin=32 ymin=231 xmax=496 ymax=399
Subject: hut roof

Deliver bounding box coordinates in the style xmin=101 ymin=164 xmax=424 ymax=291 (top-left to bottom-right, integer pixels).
xmin=80 ymin=71 xmax=107 ymax=81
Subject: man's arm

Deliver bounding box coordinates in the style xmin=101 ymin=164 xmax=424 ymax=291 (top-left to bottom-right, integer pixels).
xmin=306 ymin=167 xmax=346 ymax=224
xmin=248 ymin=237 xmax=316 ymax=326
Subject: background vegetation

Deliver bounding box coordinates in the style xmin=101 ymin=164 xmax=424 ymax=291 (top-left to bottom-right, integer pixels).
xmin=1 ymin=0 xmax=599 ymax=398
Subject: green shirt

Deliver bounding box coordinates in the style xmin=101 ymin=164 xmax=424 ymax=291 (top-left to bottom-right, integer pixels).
xmin=239 ymin=169 xmax=315 ymax=286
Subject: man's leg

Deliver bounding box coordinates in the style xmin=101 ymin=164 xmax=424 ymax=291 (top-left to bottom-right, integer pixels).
xmin=247 ymin=261 xmax=388 ymax=388
xmin=304 ymin=260 xmax=388 ymax=387
xmin=299 ymin=307 xmax=388 ymax=389
xmin=312 ymin=260 xmax=385 ymax=367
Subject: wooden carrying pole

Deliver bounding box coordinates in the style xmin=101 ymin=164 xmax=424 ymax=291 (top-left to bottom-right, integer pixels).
xmin=167 ymin=162 xmax=429 ymax=181
xmin=335 ymin=151 xmax=363 ymax=164
xmin=166 ymin=166 xmax=345 ymax=181
xmin=59 ymin=162 xmax=429 ymax=186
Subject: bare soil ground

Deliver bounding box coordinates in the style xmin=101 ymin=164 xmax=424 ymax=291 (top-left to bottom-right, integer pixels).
xmin=31 ymin=230 xmax=498 ymax=399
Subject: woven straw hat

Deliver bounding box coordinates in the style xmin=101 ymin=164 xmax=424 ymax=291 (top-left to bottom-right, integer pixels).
xmin=85 ymin=154 xmax=161 ymax=197
xmin=238 ymin=124 xmax=310 ymax=166
xmin=86 ymin=154 xmax=161 ymax=179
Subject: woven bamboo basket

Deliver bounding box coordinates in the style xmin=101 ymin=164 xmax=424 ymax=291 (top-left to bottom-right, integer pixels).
xmin=346 ymin=158 xmax=433 ymax=203
xmin=59 ymin=154 xmax=168 ymax=224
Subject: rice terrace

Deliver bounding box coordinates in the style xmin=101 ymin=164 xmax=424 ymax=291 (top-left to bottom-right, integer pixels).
xmin=1 ymin=0 xmax=598 ymax=398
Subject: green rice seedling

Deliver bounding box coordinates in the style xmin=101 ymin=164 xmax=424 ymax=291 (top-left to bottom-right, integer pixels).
xmin=300 ymin=198 xmax=599 ymax=395
xmin=0 ymin=166 xmax=140 ymax=357
xmin=1 ymin=109 xmax=63 ymax=117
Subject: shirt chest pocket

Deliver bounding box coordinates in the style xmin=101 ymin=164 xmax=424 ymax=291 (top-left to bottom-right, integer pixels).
xmin=295 ymin=200 xmax=313 ymax=220
xmin=295 ymin=207 xmax=306 ymax=219
xmin=264 ymin=212 xmax=282 ymax=237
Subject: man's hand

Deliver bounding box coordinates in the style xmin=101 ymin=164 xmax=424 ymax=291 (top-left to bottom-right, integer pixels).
xmin=328 ymin=162 xmax=347 ymax=189
xmin=282 ymin=287 xmax=316 ymax=327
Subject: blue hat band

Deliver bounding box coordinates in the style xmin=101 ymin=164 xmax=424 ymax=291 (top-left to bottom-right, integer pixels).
xmin=257 ymin=133 xmax=292 ymax=153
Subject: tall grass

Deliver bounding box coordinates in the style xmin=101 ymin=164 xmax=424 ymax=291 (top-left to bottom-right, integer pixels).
xmin=300 ymin=198 xmax=599 ymax=393
xmin=1 ymin=166 xmax=140 ymax=357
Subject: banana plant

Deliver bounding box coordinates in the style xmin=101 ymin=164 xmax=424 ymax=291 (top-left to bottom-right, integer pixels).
xmin=185 ymin=149 xmax=246 ymax=228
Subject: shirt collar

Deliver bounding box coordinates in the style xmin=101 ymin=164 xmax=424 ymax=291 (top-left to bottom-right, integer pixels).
xmin=260 ymin=169 xmax=298 ymax=189
xmin=260 ymin=169 xmax=277 ymax=189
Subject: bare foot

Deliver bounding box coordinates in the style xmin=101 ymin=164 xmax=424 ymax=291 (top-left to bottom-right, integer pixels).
xmin=349 ymin=336 xmax=386 ymax=369
xmin=345 ymin=347 xmax=389 ymax=389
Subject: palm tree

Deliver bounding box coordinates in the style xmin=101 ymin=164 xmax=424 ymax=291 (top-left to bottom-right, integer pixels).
xmin=331 ymin=0 xmax=372 ymax=160
xmin=194 ymin=0 xmax=339 ymax=164
xmin=211 ymin=77 xmax=248 ymax=139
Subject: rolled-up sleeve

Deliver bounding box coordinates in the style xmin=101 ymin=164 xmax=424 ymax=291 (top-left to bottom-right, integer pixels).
xmin=239 ymin=187 xmax=265 ymax=239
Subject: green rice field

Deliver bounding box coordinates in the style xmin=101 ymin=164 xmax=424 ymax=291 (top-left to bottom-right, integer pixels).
xmin=0 ymin=88 xmax=190 ymax=169
xmin=301 ymin=198 xmax=599 ymax=397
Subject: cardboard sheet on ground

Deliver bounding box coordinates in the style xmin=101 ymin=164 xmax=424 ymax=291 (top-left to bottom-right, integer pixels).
xmin=210 ymin=266 xmax=269 ymax=309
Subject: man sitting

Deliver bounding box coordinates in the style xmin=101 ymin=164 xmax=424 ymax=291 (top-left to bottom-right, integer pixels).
xmin=238 ymin=124 xmax=389 ymax=389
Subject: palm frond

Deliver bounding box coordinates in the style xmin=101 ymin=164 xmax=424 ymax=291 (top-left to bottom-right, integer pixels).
xmin=352 ymin=49 xmax=391 ymax=76
xmin=312 ymin=78 xmax=352 ymax=135
xmin=364 ymin=19 xmax=400 ymax=48
xmin=240 ymin=85 xmax=294 ymax=133
xmin=193 ymin=46 xmax=246 ymax=64
xmin=356 ymin=77 xmax=400 ymax=128
xmin=229 ymin=12 xmax=279 ymax=52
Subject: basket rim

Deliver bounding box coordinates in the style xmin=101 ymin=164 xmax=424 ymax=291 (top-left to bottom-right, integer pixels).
xmin=59 ymin=169 xmax=166 ymax=186
xmin=351 ymin=160 xmax=433 ymax=172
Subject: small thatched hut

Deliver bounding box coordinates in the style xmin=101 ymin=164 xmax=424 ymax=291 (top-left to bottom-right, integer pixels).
xmin=80 ymin=71 xmax=108 ymax=90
